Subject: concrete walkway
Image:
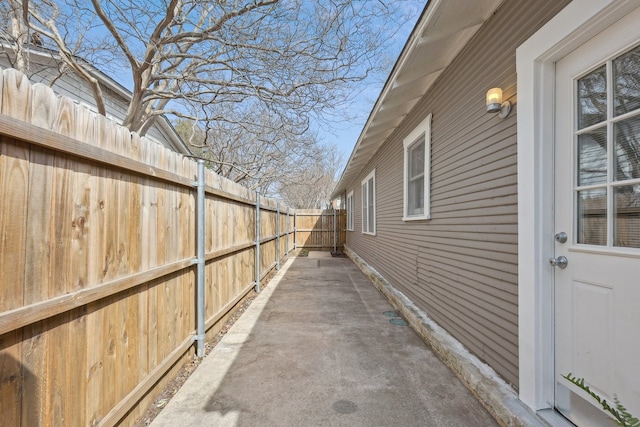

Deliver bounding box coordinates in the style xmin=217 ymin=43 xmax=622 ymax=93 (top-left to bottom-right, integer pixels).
xmin=151 ymin=254 xmax=498 ymax=427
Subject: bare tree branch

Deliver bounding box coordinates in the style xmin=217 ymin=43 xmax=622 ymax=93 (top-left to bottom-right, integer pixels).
xmin=11 ymin=0 xmax=406 ymax=136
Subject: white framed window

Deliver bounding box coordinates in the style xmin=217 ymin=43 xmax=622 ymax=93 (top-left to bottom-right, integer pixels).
xmin=346 ymin=190 xmax=354 ymax=231
xmin=403 ymin=113 xmax=432 ymax=221
xmin=361 ymin=170 xmax=376 ymax=235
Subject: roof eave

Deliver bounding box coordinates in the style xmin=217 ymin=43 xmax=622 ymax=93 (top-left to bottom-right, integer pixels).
xmin=331 ymin=0 xmax=504 ymax=199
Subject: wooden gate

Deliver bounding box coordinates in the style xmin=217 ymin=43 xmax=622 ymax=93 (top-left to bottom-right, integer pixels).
xmin=294 ymin=209 xmax=345 ymax=251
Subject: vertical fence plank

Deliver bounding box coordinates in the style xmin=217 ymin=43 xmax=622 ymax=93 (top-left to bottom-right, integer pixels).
xmin=182 ymin=157 xmax=195 ymax=346
xmin=128 ymin=132 xmax=145 ymax=396
xmin=0 ymin=334 xmax=22 ymax=427
xmin=86 ymin=113 xmax=105 ymax=426
xmin=19 ymin=81 xmax=58 ymax=426
xmin=137 ymin=136 xmax=151 ymax=384
xmin=43 ymin=95 xmax=74 ymax=425
xmin=114 ymin=127 xmax=131 ymax=405
xmin=63 ymin=100 xmax=92 ymax=427
xmin=86 ymin=300 xmax=104 ymax=426
xmin=0 ymin=69 xmax=30 ymax=427
xmin=147 ymin=141 xmax=160 ymax=376
xmin=2 ymin=69 xmax=31 ymax=120
xmin=156 ymin=147 xmax=170 ymax=372
xmin=166 ymin=150 xmax=179 ymax=351
xmin=101 ymin=117 xmax=120 ymax=419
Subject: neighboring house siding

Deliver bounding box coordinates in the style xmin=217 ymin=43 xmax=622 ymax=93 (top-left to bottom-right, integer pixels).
xmin=346 ymin=0 xmax=570 ymax=388
xmin=0 ymin=58 xmax=127 ymax=120
xmin=0 ymin=54 xmax=186 ymax=153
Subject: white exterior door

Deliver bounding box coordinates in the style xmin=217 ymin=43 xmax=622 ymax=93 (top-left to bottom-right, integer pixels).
xmin=554 ymin=8 xmax=640 ymax=426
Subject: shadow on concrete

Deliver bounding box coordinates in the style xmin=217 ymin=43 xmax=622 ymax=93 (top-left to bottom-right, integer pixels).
xmin=151 ymin=256 xmax=498 ymax=427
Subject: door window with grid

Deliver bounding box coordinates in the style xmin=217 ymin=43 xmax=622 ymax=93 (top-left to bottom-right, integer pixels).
xmin=575 ymin=45 xmax=640 ymax=248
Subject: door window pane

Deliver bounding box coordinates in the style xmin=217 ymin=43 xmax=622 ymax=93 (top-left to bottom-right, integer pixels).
xmin=614 ymin=116 xmax=640 ymax=181
xmin=577 ymin=188 xmax=607 ymax=245
xmin=578 ymin=65 xmax=607 ymax=129
xmin=614 ymin=185 xmax=640 ymax=248
xmin=578 ymin=128 xmax=608 ymax=186
xmin=614 ymin=45 xmax=640 ymax=116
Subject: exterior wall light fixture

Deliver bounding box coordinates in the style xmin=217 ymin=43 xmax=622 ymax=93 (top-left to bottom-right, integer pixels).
xmin=486 ymin=87 xmax=511 ymax=119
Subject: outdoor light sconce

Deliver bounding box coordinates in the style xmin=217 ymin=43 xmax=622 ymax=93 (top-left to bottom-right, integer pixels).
xmin=486 ymin=87 xmax=511 ymax=119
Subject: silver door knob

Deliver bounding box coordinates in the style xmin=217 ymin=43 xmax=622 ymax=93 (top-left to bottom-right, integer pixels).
xmin=549 ymin=256 xmax=568 ymax=269
xmin=555 ymin=232 xmax=568 ymax=243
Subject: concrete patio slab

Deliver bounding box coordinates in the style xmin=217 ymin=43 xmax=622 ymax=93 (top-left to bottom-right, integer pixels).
xmin=150 ymin=256 xmax=499 ymax=427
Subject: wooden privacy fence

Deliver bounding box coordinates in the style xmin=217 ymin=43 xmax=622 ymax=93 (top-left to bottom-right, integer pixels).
xmin=294 ymin=209 xmax=346 ymax=251
xmin=0 ymin=67 xmax=302 ymax=427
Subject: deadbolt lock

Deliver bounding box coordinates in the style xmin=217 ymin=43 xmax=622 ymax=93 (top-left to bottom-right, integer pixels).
xmin=555 ymin=232 xmax=568 ymax=243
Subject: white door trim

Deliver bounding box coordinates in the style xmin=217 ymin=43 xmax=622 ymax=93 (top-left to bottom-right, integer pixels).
xmin=516 ymin=0 xmax=640 ymax=413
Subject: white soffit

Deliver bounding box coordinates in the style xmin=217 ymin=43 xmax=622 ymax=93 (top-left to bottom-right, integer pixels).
xmin=332 ymin=0 xmax=504 ymax=197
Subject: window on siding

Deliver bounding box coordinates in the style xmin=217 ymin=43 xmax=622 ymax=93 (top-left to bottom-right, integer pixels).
xmin=346 ymin=190 xmax=354 ymax=231
xmin=403 ymin=113 xmax=432 ymax=220
xmin=361 ymin=170 xmax=376 ymax=235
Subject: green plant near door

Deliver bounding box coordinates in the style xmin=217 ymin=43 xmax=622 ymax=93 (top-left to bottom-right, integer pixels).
xmin=562 ymin=374 xmax=639 ymax=427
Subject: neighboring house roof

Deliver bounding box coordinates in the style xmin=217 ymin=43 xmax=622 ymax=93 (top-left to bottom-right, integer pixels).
xmin=332 ymin=0 xmax=504 ymax=198
xmin=0 ymin=42 xmax=192 ymax=155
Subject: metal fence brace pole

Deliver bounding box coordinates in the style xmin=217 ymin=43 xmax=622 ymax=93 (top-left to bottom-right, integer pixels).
xmin=276 ymin=203 xmax=281 ymax=270
xmin=294 ymin=210 xmax=297 ymax=250
xmin=255 ymin=190 xmax=261 ymax=293
xmin=333 ymin=208 xmax=337 ymax=253
xmin=195 ymin=160 xmax=206 ymax=358
xmin=285 ymin=207 xmax=289 ymax=255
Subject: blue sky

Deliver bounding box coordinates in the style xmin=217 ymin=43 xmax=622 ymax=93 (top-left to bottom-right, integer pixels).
xmin=316 ymin=1 xmax=426 ymax=168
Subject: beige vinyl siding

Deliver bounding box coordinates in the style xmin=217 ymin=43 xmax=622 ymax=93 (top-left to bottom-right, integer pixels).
xmin=346 ymin=0 xmax=570 ymax=388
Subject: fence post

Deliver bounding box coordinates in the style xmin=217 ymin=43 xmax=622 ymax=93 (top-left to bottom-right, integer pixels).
xmin=294 ymin=210 xmax=297 ymax=250
xmin=195 ymin=160 xmax=206 ymax=357
xmin=255 ymin=190 xmax=261 ymax=293
xmin=276 ymin=202 xmax=280 ymax=270
xmin=285 ymin=207 xmax=289 ymax=255
xmin=333 ymin=208 xmax=337 ymax=253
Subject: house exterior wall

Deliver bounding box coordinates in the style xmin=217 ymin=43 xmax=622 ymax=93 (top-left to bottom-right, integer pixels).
xmin=345 ymin=0 xmax=570 ymax=389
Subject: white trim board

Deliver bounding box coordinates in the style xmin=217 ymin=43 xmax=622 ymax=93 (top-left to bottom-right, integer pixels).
xmin=516 ymin=0 xmax=640 ymax=414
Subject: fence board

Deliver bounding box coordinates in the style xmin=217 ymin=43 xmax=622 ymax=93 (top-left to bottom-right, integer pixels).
xmin=0 ymin=75 xmax=29 ymax=424
xmin=22 ymin=149 xmax=51 ymax=426
xmin=21 ymin=85 xmax=56 ymax=426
